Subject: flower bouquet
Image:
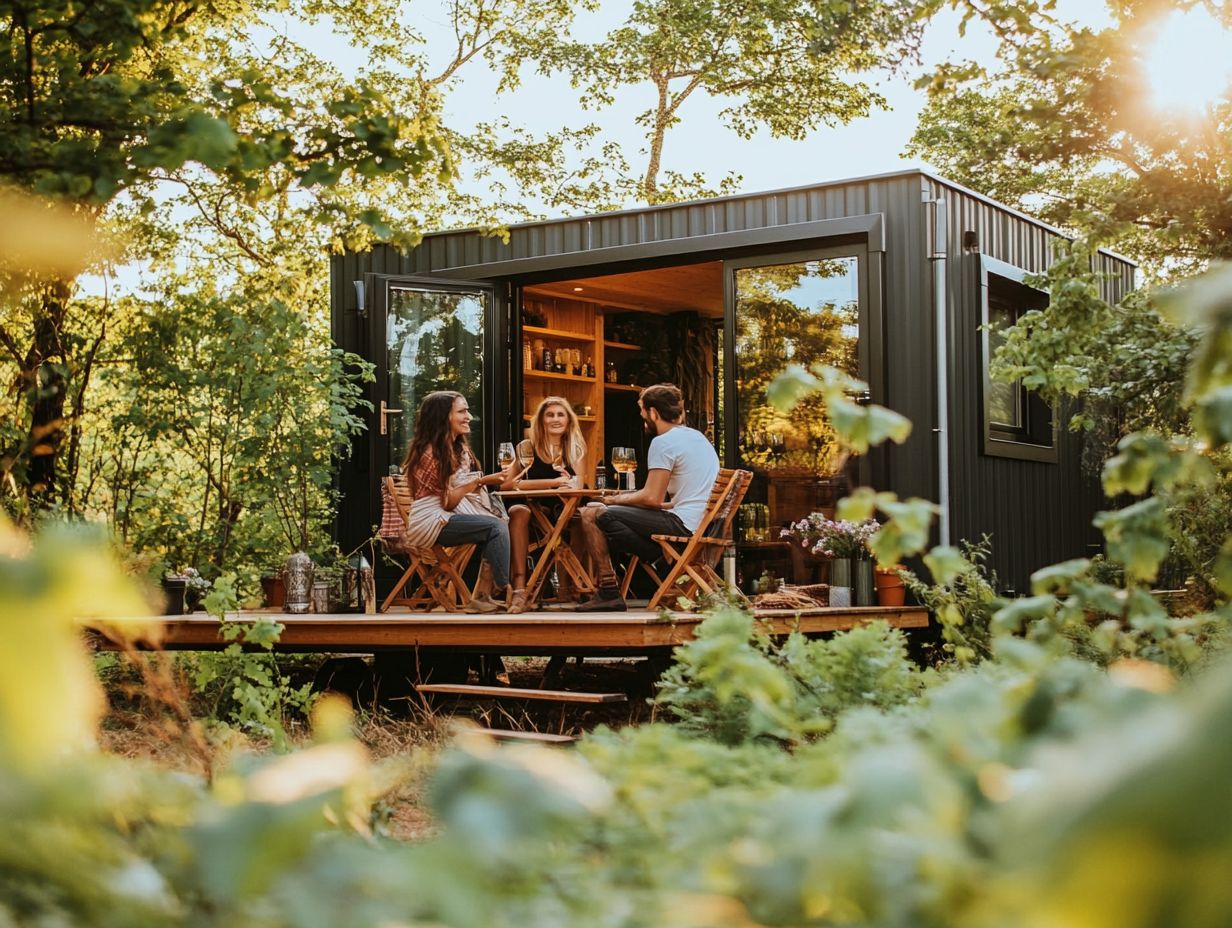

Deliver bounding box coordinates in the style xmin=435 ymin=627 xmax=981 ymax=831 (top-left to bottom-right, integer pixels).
xmin=781 ymin=514 xmax=877 ymax=560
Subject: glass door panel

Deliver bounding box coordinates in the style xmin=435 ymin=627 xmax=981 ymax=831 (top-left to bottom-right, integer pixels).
xmin=730 ymin=256 xmax=861 ymax=586
xmin=382 ymin=283 xmax=488 ymax=474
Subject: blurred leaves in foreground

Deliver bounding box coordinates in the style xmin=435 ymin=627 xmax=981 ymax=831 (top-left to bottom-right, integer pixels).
xmin=3 ymin=513 xmax=1232 ymax=927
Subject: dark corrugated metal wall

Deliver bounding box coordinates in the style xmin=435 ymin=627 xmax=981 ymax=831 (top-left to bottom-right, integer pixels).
xmin=332 ymin=170 xmax=1136 ymax=594
xmin=929 ymin=177 xmax=1135 ymax=593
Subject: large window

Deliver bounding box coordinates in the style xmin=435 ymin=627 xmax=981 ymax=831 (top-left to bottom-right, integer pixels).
xmin=980 ymin=256 xmax=1056 ymax=462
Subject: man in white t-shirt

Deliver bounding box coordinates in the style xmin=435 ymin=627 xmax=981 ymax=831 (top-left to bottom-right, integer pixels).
xmin=578 ymin=383 xmax=721 ymax=612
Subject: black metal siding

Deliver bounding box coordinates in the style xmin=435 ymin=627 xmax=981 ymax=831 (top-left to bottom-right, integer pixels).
xmin=930 ymin=176 xmax=1134 ymax=593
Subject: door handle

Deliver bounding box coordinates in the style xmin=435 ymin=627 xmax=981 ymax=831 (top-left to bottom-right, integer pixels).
xmin=379 ymin=400 xmax=404 ymax=436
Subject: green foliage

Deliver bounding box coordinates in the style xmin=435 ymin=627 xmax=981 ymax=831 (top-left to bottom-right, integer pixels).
xmin=905 ymin=536 xmax=1002 ymax=664
xmin=656 ymin=604 xmax=923 ymax=744
xmin=986 ymin=245 xmax=1196 ymax=449
xmin=180 ymin=583 xmax=316 ymax=750
xmin=91 ymin=287 xmax=372 ymax=576
xmin=0 ymin=0 xmax=449 ymax=514
xmin=907 ymin=1 xmax=1232 ymax=279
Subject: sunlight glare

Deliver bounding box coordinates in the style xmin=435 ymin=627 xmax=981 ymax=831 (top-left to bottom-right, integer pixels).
xmin=1140 ymin=7 xmax=1232 ymax=114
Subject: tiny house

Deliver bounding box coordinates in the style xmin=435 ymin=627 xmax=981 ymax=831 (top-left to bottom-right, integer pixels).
xmin=331 ymin=169 xmax=1135 ymax=595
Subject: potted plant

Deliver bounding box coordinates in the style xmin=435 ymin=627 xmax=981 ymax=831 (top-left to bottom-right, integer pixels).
xmin=260 ymin=566 xmax=285 ymax=609
xmin=781 ymin=515 xmax=878 ymax=606
xmin=874 ymin=564 xmax=907 ymax=607
xmin=162 ymin=567 xmax=212 ymax=614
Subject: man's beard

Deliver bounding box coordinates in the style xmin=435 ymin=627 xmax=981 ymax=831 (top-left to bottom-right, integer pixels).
xmin=642 ymin=418 xmax=656 ymax=437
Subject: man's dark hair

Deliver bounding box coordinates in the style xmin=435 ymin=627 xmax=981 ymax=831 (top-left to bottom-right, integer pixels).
xmin=639 ymin=383 xmax=684 ymax=422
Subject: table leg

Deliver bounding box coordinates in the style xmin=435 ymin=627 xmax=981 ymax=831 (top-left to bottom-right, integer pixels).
xmin=523 ymin=497 xmax=580 ymax=605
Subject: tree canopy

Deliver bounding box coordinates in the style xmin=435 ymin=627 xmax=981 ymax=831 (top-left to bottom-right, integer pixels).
xmin=907 ymin=0 xmax=1232 ymax=278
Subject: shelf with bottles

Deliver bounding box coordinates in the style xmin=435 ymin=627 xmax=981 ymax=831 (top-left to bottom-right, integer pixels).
xmin=525 ymin=324 xmax=595 ymax=344
xmin=524 ymin=369 xmax=597 ymax=384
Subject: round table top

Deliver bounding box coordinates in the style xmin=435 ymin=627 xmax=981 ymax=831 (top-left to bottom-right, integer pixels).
xmin=492 ymin=487 xmax=614 ymax=499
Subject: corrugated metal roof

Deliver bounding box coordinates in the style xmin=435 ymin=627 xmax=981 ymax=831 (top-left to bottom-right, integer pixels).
xmin=415 ymin=167 xmax=1136 ymax=268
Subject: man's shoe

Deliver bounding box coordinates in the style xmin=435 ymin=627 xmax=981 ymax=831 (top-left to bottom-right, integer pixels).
xmin=464 ymin=595 xmax=501 ymax=614
xmin=576 ymin=588 xmax=627 ymax=612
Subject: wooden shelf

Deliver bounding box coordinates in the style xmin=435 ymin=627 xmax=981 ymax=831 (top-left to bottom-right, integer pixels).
xmin=604 ymin=382 xmax=642 ymax=393
xmin=524 ymin=325 xmax=595 ymax=344
xmin=524 ymin=369 xmax=597 ymax=384
xmin=603 ymin=339 xmax=642 ymax=351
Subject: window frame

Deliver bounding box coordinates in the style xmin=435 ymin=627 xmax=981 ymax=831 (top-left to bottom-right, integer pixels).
xmin=978 ymin=255 xmax=1058 ymax=463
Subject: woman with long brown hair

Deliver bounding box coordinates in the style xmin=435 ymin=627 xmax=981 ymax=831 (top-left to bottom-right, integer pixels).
xmin=505 ymin=396 xmax=587 ymax=612
xmin=400 ymin=390 xmax=513 ymax=613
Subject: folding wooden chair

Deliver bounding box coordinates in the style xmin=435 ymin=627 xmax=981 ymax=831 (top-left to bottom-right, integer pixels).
xmin=379 ymin=475 xmax=477 ymax=613
xmin=621 ymin=468 xmax=753 ymax=610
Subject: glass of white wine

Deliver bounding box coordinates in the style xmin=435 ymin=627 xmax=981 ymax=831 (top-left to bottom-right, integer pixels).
xmin=497 ymin=441 xmax=516 ymax=468
xmin=612 ymin=447 xmax=637 ymax=491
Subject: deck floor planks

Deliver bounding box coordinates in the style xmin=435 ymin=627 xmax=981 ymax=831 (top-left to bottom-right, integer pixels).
xmin=92 ymin=606 xmax=928 ymax=653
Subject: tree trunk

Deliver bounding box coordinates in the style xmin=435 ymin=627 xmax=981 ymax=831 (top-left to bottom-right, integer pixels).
xmin=24 ymin=281 xmax=72 ymax=509
xmin=642 ymin=77 xmax=672 ymax=204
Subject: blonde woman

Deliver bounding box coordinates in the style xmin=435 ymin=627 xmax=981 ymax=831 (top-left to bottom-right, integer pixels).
xmin=506 ymin=396 xmax=587 ymax=612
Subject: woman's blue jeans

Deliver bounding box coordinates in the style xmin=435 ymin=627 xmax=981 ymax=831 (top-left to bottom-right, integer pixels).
xmin=436 ymin=514 xmax=511 ymax=589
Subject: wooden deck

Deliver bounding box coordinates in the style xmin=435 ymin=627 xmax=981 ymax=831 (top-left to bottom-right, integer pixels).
xmin=92 ymin=605 xmax=929 ymax=655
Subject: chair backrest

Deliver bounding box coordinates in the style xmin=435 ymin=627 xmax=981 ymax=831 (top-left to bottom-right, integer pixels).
xmin=698 ymin=468 xmax=753 ymax=541
xmin=380 ymin=475 xmax=413 ymax=544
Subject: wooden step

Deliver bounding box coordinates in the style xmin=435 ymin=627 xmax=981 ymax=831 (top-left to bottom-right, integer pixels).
xmin=480 ymin=728 xmax=576 ymax=744
xmin=415 ymin=683 xmax=627 ymax=704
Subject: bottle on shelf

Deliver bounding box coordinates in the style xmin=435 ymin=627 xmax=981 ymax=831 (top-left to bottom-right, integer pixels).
xmin=522 ymin=341 xmax=533 ymax=371
xmin=584 ymin=355 xmax=593 ymax=378
xmin=605 ymin=360 xmax=617 ymax=383
xmin=536 ymin=339 xmax=549 ymax=371
xmin=595 ymin=463 xmax=606 ymax=490
xmin=554 ymin=348 xmax=564 ymax=373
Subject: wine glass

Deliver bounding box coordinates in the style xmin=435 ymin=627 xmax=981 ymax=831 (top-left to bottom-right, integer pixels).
xmin=497 ymin=441 xmax=516 ymax=468
xmin=612 ymin=447 xmax=637 ymax=491
xmin=517 ymin=441 xmax=535 ymax=474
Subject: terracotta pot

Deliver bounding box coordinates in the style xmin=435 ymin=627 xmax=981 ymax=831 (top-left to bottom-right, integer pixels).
xmin=875 ymin=567 xmax=906 ymax=607
xmin=261 ymin=574 xmax=285 ymax=608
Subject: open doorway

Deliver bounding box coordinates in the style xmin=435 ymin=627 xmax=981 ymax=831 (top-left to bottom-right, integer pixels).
xmin=516 ymin=250 xmax=863 ymax=590
xmin=520 ymin=261 xmax=725 ymax=492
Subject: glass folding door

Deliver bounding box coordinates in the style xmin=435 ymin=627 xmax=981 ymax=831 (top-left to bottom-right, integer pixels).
xmin=727 ymin=252 xmax=862 ymax=586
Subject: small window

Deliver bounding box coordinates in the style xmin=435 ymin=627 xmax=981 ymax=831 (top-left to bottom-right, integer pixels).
xmin=980 ymin=256 xmax=1057 ymax=462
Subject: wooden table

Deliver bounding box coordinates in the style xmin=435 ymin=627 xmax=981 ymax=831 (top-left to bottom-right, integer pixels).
xmin=494 ymin=487 xmax=611 ymax=607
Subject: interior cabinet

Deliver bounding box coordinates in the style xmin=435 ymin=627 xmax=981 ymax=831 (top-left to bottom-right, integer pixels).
xmin=521 ymin=292 xmax=651 ymax=487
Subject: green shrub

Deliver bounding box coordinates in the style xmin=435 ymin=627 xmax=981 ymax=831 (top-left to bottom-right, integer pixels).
xmin=655 ymin=604 xmax=923 ymax=744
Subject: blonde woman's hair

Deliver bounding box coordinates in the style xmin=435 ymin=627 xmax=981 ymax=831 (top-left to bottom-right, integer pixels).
xmin=526 ymin=396 xmax=587 ymax=473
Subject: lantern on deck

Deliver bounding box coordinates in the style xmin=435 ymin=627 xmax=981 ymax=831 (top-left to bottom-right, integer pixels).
xmin=283 ymin=551 xmax=314 ymax=614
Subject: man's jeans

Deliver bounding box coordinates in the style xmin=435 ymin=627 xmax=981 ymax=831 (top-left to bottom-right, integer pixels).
xmin=436 ymin=514 xmax=511 ymax=589
xmin=595 ymin=505 xmax=688 ymax=567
